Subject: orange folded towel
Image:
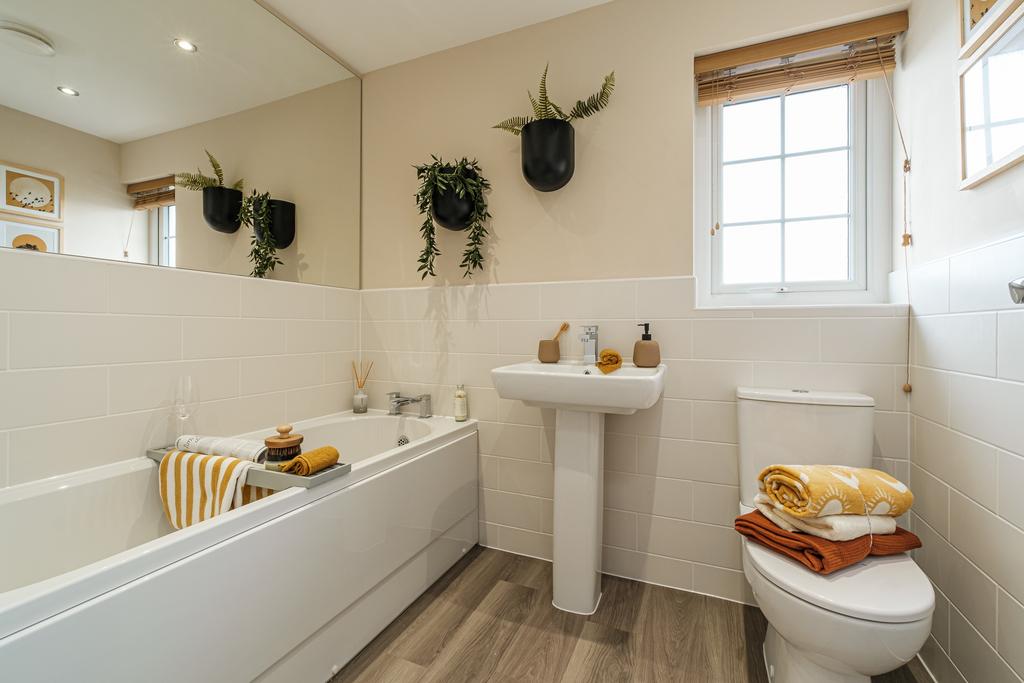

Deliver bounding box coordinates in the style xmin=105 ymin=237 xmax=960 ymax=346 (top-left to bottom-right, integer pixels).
xmin=734 ymin=511 xmax=921 ymax=575
xmin=278 ymin=446 xmax=340 ymax=476
xmin=596 ymin=348 xmax=622 ymax=374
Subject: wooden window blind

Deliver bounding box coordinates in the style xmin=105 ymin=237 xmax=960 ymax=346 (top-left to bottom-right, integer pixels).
xmin=126 ymin=175 xmax=175 ymax=210
xmin=694 ymin=11 xmax=908 ymax=105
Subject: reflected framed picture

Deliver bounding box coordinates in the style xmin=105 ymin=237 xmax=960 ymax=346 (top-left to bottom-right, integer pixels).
xmin=0 ymin=217 xmax=62 ymax=253
xmin=958 ymin=0 xmax=1024 ymax=189
xmin=1 ymin=161 xmax=63 ymax=221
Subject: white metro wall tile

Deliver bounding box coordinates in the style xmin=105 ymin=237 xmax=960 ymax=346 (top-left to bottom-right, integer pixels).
xmin=914 ymin=313 xmax=997 ymax=377
xmin=997 ymin=311 xmax=1024 ymax=382
xmin=539 ymin=280 xmax=637 ymax=320
xmin=0 ymin=367 xmax=108 ymax=430
xmin=692 ymin=318 xmax=820 ymax=361
xmin=241 ymin=278 xmax=325 ymax=319
xmin=9 ymin=313 xmax=181 ymax=369
xmin=949 ymin=236 xmax=1024 ymax=313
xmin=107 ymin=262 xmax=239 ymax=317
xmin=182 ymin=317 xmax=287 ymax=359
xmin=0 ymin=313 xmax=6 ymax=370
xmin=0 ymin=250 xmax=107 ymax=313
xmin=820 ymin=317 xmax=908 ymax=364
xmin=109 ymin=359 xmax=240 ymax=413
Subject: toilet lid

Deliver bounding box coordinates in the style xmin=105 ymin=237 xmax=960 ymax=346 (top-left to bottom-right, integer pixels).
xmin=744 ymin=539 xmax=934 ymax=623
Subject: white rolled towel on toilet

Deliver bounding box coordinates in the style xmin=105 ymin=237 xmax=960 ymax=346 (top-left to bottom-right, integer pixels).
xmin=754 ymin=493 xmax=896 ymax=542
xmin=174 ymin=435 xmax=267 ymax=463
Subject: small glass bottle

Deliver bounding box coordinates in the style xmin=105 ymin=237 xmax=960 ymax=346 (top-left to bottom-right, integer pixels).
xmin=454 ymin=384 xmax=468 ymax=422
xmin=353 ymin=388 xmax=368 ymax=414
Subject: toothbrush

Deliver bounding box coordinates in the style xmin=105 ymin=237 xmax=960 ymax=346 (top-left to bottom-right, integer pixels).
xmin=552 ymin=322 xmax=569 ymax=341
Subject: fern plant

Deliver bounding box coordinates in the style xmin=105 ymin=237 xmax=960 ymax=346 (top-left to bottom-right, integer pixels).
xmin=494 ymin=64 xmax=615 ymax=135
xmin=238 ymin=190 xmax=282 ymax=278
xmin=414 ymin=156 xmax=491 ymax=279
xmin=175 ymin=150 xmax=244 ymax=191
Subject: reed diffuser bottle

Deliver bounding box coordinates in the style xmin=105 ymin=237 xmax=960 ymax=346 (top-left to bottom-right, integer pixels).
xmin=352 ymin=360 xmax=373 ymax=414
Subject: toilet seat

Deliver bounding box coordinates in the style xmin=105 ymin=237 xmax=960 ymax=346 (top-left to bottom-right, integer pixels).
xmin=744 ymin=540 xmax=933 ymax=623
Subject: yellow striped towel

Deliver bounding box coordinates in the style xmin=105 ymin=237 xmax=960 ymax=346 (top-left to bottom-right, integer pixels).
xmin=159 ymin=450 xmax=273 ymax=530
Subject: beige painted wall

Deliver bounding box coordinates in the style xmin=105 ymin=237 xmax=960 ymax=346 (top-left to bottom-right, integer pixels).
xmin=121 ymin=79 xmax=361 ymax=288
xmin=0 ymin=105 xmax=143 ymax=262
xmin=894 ymin=0 xmax=1024 ymax=267
xmin=361 ymin=0 xmax=903 ymax=289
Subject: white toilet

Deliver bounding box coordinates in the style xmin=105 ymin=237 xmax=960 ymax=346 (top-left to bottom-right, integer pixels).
xmin=737 ymin=387 xmax=934 ymax=683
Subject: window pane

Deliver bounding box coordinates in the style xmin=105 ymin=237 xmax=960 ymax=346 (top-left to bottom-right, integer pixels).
xmin=785 ymin=85 xmax=848 ymax=154
xmin=722 ymin=223 xmax=781 ymax=284
xmin=785 ymin=150 xmax=848 ymax=219
xmin=993 ymin=122 xmax=1024 ymax=161
xmin=723 ymin=159 xmax=781 ymax=224
xmin=784 ymin=218 xmax=849 ymax=282
xmin=722 ymin=96 xmax=780 ymax=161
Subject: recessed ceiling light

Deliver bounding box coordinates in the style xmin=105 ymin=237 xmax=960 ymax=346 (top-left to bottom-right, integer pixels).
xmin=57 ymin=85 xmax=79 ymax=97
xmin=173 ymin=38 xmax=197 ymax=53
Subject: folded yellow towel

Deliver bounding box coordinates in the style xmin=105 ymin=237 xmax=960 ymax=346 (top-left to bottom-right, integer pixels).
xmin=759 ymin=464 xmax=913 ymax=518
xmin=278 ymin=446 xmax=340 ymax=476
xmin=159 ymin=451 xmax=273 ymax=530
xmin=596 ymin=348 xmax=622 ymax=374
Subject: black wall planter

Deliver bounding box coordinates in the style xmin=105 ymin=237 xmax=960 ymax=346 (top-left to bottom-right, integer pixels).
xmin=521 ymin=119 xmax=575 ymax=192
xmin=203 ymin=186 xmax=242 ymax=233
xmin=255 ymin=199 xmax=296 ymax=249
xmin=431 ymin=186 xmax=474 ymax=231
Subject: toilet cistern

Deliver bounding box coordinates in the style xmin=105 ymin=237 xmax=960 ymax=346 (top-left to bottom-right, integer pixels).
xmin=579 ymin=325 xmax=599 ymax=364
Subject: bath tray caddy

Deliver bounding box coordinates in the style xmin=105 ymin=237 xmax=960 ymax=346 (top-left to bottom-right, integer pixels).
xmin=146 ymin=448 xmax=351 ymax=492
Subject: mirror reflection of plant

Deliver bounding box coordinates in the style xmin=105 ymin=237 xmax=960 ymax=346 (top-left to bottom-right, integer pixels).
xmin=493 ymin=64 xmax=615 ymax=135
xmin=175 ymin=150 xmax=244 ymax=191
xmin=414 ymin=156 xmax=491 ymax=279
xmin=238 ymin=190 xmax=282 ymax=278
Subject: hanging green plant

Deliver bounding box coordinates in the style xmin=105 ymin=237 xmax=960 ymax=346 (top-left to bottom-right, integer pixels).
xmin=175 ymin=149 xmax=244 ymax=191
xmin=414 ymin=156 xmax=492 ymax=279
xmin=493 ymin=64 xmax=615 ymax=135
xmin=238 ymin=190 xmax=282 ymax=278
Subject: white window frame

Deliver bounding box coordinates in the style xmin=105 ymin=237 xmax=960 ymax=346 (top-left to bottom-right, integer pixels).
xmin=694 ymin=79 xmax=892 ymax=306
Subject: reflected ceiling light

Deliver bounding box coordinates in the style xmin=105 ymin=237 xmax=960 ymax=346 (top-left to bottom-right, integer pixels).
xmin=57 ymin=85 xmax=79 ymax=97
xmin=173 ymin=38 xmax=197 ymax=53
xmin=0 ymin=22 xmax=56 ymax=57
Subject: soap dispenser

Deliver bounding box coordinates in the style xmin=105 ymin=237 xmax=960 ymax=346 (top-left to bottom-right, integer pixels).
xmin=633 ymin=322 xmax=661 ymax=368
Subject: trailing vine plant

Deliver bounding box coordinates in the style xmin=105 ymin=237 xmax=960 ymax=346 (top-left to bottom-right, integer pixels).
xmin=238 ymin=190 xmax=282 ymax=278
xmin=414 ymin=156 xmax=492 ymax=279
xmin=493 ymin=64 xmax=615 ymax=135
xmin=175 ymin=149 xmax=244 ymax=191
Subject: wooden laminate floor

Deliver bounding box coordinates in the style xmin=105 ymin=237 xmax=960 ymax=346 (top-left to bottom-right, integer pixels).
xmin=333 ymin=547 xmax=929 ymax=683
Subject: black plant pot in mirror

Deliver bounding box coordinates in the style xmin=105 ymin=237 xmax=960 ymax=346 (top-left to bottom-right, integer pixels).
xmin=203 ymin=186 xmax=243 ymax=233
xmin=521 ymin=119 xmax=575 ymax=192
xmin=431 ymin=181 xmax=475 ymax=232
xmin=255 ymin=199 xmax=296 ymax=249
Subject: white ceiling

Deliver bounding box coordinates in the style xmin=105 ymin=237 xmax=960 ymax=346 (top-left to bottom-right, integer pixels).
xmin=0 ymin=0 xmax=353 ymax=143
xmin=261 ymin=0 xmax=614 ymax=74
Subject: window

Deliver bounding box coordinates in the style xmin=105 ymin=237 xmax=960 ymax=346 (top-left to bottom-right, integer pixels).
xmin=157 ymin=205 xmax=176 ymax=267
xmin=695 ymin=80 xmax=891 ymax=305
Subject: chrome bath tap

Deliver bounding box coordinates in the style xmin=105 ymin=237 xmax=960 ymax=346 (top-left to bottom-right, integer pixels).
xmin=387 ymin=392 xmax=432 ymax=418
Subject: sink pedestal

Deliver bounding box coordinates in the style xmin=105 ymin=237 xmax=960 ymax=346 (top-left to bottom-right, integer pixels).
xmin=551 ymin=409 xmax=605 ymax=614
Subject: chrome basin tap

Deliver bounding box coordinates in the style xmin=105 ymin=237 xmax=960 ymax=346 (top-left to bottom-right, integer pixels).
xmin=579 ymin=325 xmax=599 ymax=364
xmin=387 ymin=392 xmax=432 ymax=418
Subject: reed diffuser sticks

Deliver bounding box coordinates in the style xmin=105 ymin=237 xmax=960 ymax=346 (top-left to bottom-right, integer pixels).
xmin=352 ymin=360 xmax=374 ymax=389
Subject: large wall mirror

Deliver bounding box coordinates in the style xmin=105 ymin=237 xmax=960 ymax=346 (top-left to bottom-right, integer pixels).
xmin=0 ymin=0 xmax=360 ymax=288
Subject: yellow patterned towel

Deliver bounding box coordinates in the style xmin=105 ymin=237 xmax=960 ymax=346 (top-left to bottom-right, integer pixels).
xmin=159 ymin=451 xmax=273 ymax=530
xmin=596 ymin=348 xmax=622 ymax=374
xmin=758 ymin=464 xmax=913 ymax=518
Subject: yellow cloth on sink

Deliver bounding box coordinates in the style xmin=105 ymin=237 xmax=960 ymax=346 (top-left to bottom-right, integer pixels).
xmin=595 ymin=348 xmax=623 ymax=374
xmin=278 ymin=446 xmax=340 ymax=476
xmin=758 ymin=464 xmax=914 ymax=518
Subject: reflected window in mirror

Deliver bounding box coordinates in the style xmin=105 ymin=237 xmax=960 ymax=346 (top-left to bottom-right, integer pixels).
xmin=155 ymin=206 xmax=176 ymax=268
xmin=960 ymin=4 xmax=1024 ymax=188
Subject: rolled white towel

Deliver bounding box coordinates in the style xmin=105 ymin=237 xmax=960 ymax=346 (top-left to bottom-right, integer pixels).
xmin=174 ymin=435 xmax=267 ymax=463
xmin=754 ymin=493 xmax=896 ymax=541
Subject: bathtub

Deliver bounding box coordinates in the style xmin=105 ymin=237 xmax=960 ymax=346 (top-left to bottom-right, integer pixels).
xmin=0 ymin=412 xmax=478 ymax=682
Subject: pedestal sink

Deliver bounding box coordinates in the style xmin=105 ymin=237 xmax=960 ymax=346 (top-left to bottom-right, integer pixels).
xmin=491 ymin=360 xmax=666 ymax=614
